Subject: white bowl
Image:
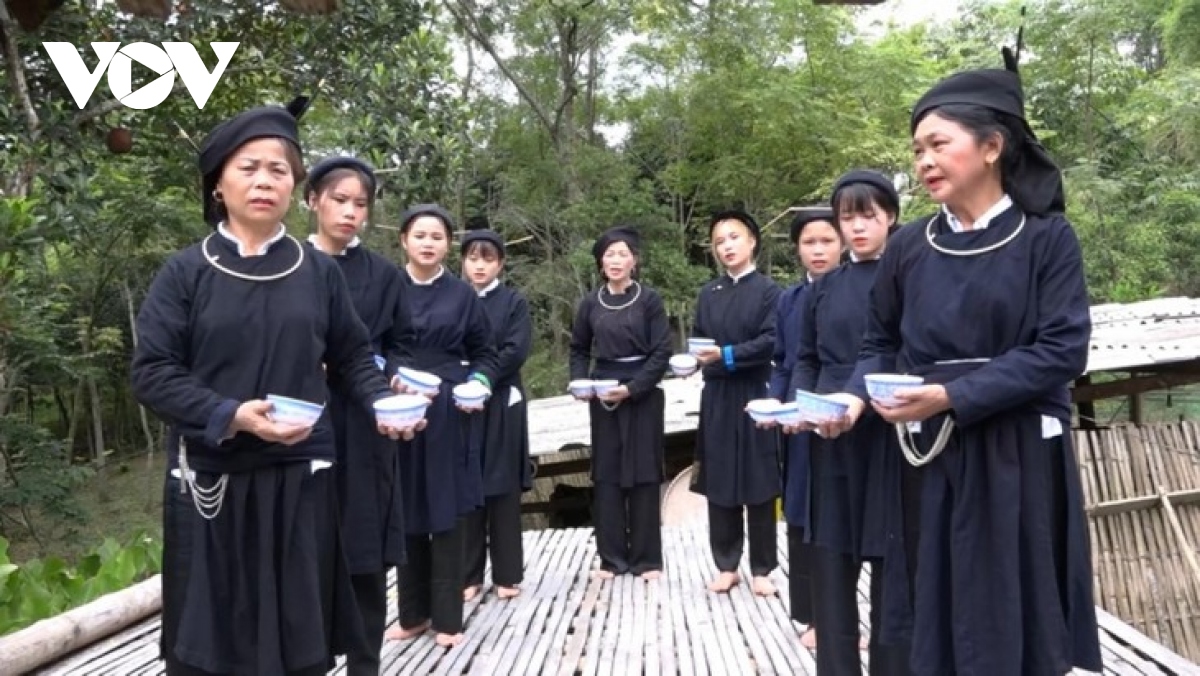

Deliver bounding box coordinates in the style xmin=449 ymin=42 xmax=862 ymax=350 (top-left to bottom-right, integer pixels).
xmin=373 ymin=394 xmax=430 ymax=428
xmin=864 ymin=374 xmax=925 ymax=408
xmin=745 ymin=398 xmax=785 ymax=424
xmin=397 ymin=367 xmax=442 ymax=395
xmin=775 ymin=401 xmax=803 ymax=426
xmin=592 ymin=379 xmax=621 ymax=397
xmin=568 ymin=379 xmax=595 ymax=398
xmin=452 ymin=381 xmax=490 ymax=409
xmin=669 ymin=354 xmax=698 ymax=377
xmin=266 ymin=394 xmax=324 ymax=427
xmin=687 ymin=337 xmax=717 ymax=356
xmin=793 ymin=389 xmax=849 ymax=423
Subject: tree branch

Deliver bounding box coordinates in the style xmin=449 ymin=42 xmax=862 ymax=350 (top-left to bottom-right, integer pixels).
xmin=0 ymin=0 xmax=41 ymax=137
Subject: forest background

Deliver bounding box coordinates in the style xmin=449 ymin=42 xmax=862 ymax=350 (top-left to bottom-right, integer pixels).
xmin=1 ymin=0 xmax=1199 ymax=633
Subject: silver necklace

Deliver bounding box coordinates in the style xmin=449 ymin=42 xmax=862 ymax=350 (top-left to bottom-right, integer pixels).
xmin=597 ymin=281 xmax=641 ymax=310
xmin=202 ymin=233 xmax=306 ymax=281
xmin=925 ymin=212 xmax=1026 ymax=257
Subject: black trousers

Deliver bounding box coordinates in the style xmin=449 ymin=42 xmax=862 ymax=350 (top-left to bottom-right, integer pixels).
xmin=345 ymin=571 xmax=387 ymax=676
xmin=165 ymin=659 xmax=327 ymax=676
xmin=811 ymin=550 xmax=912 ymax=676
xmin=708 ymin=499 xmax=777 ymax=576
xmin=787 ymin=525 xmax=816 ymax=625
xmin=396 ymin=523 xmax=464 ymax=635
xmin=592 ymin=482 xmax=663 ymax=575
xmin=463 ymin=492 xmax=524 ymax=588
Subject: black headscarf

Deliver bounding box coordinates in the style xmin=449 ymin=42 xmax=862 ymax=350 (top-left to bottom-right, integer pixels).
xmin=910 ymin=54 xmax=1064 ymax=215
xmin=461 ymin=227 xmax=506 ymax=258
xmin=304 ymin=156 xmax=377 ymax=202
xmin=591 ymin=226 xmax=640 ymax=267
xmin=398 ymin=203 xmax=455 ymax=236
xmin=788 ymin=207 xmax=836 ymax=245
xmin=708 ymin=208 xmax=761 ymax=255
xmin=198 ymin=96 xmax=309 ymax=227
xmin=831 ymin=169 xmax=901 ymax=215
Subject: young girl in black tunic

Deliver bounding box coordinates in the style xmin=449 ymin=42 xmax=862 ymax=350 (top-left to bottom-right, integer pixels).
xmin=824 ymin=55 xmax=1103 ymax=675
xmin=384 ymin=204 xmax=499 ymax=648
xmin=689 ymin=210 xmax=782 ymax=596
xmin=131 ymin=101 xmax=417 ymax=676
xmin=569 ymin=227 xmax=672 ymax=579
xmin=765 ymin=207 xmax=841 ymax=649
xmin=459 ymin=227 xmax=533 ymax=601
xmin=304 ymin=156 xmax=415 ymax=676
xmin=786 ymin=171 xmax=910 ymax=676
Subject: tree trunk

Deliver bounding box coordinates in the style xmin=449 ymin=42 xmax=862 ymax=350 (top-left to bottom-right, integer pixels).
xmin=88 ymin=375 xmax=106 ymax=467
xmin=123 ymin=281 xmax=158 ymax=457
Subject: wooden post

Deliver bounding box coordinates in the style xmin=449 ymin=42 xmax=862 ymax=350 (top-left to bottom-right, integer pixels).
xmin=1130 ymin=393 xmax=1144 ymax=424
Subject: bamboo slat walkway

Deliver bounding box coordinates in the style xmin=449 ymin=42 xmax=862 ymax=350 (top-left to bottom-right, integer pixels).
xmin=36 ymin=526 xmax=1200 ymax=676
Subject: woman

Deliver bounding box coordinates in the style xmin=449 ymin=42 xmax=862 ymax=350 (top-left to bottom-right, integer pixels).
xmin=786 ymin=171 xmax=909 ymax=675
xmin=384 ymin=204 xmax=498 ymax=648
xmin=825 ymin=58 xmax=1103 ymax=675
xmin=131 ymin=100 xmax=417 ymax=676
xmin=689 ymin=209 xmax=782 ymax=596
xmin=459 ymin=226 xmax=533 ymax=601
xmin=569 ymin=226 xmax=671 ymax=579
xmin=765 ymin=206 xmax=841 ymax=649
xmin=304 ymin=156 xmax=414 ymax=676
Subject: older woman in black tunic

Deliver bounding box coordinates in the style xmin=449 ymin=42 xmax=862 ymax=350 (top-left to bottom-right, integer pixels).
xmin=689 ymin=209 xmax=782 ymax=596
xmin=786 ymin=171 xmax=910 ymax=676
xmin=303 ymin=156 xmax=415 ymax=676
xmin=131 ymin=100 xmax=418 ymax=676
xmin=569 ymin=227 xmax=672 ymax=579
xmin=459 ymin=227 xmax=533 ymax=602
xmin=384 ymin=204 xmax=499 ymax=648
xmin=824 ymin=54 xmax=1103 ymax=675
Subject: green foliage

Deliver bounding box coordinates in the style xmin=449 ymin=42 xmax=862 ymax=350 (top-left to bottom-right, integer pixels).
xmin=0 ymin=533 xmax=161 ymax=636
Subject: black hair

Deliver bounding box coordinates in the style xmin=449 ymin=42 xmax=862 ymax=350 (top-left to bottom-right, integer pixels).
xmin=400 ymin=213 xmax=452 ymax=237
xmin=464 ymin=238 xmax=504 ymax=261
xmin=832 ymin=182 xmax=900 ymax=223
xmin=794 ymin=217 xmax=842 ymax=243
xmin=308 ymin=167 xmax=374 ymax=207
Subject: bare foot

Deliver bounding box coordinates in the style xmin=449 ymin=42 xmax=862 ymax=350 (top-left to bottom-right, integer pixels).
xmin=707 ymin=571 xmax=739 ymax=593
xmin=435 ymin=632 xmax=464 ymax=647
xmin=751 ymin=575 xmax=777 ymax=596
xmin=799 ymin=626 xmax=817 ymax=649
xmin=640 ymin=570 xmax=662 ymax=581
xmin=463 ymin=585 xmax=481 ymax=602
xmin=496 ymin=585 xmax=520 ymax=599
xmin=593 ymin=569 xmax=615 ymax=580
xmin=384 ymin=619 xmax=430 ymax=641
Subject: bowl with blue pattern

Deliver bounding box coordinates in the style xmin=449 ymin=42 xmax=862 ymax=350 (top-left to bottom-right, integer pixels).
xmin=266 ymin=394 xmax=324 ymax=427
xmin=397 ymin=367 xmax=442 ymax=396
xmin=865 ymin=374 xmax=925 ymax=408
xmin=793 ymin=389 xmax=849 ymax=423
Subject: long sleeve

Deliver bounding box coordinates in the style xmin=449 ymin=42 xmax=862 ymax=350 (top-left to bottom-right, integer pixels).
xmin=322 ymin=261 xmax=393 ymax=409
xmin=768 ymin=287 xmax=796 ymax=399
xmin=626 ymin=290 xmax=671 ymax=398
xmin=943 ymin=221 xmax=1091 ymax=426
xmin=493 ymin=293 xmax=533 ymax=384
xmin=382 ymin=269 xmax=415 ymax=373
xmin=847 ymin=244 xmax=904 ymax=402
xmin=789 ymin=285 xmax=821 ymax=398
xmin=130 ymin=257 xmax=239 ymax=447
xmin=727 ymin=282 xmax=781 ymax=369
xmin=568 ymin=296 xmax=594 ymax=381
xmin=464 ymin=295 xmax=500 ymax=386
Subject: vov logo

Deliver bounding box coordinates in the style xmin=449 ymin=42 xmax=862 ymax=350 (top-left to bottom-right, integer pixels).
xmin=42 ymin=42 xmax=239 ymax=110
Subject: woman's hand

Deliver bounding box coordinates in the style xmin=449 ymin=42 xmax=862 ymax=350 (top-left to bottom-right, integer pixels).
xmin=815 ymin=394 xmax=867 ymax=440
xmin=599 ymin=385 xmax=630 ymax=403
xmin=694 ymin=346 xmax=722 ymax=366
xmin=872 ymin=385 xmax=950 ymax=423
xmin=231 ymin=400 xmax=313 ymax=445
xmin=377 ymin=417 xmax=427 ymax=441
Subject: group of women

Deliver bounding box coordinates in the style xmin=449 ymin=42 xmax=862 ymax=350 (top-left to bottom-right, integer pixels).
xmin=131 ymin=52 xmax=1104 ymax=676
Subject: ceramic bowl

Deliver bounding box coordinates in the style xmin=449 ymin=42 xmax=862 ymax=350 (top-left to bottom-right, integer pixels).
xmin=591 ymin=379 xmax=621 ymax=397
xmin=774 ymin=401 xmax=804 ymax=427
xmin=397 ymin=367 xmax=442 ymax=396
xmin=373 ymin=394 xmax=430 ymax=428
xmin=452 ymin=380 xmax=490 ymax=409
xmin=793 ymin=389 xmax=849 ymax=423
xmin=669 ymin=353 xmax=699 ymax=377
xmin=687 ymin=337 xmax=717 ymax=356
xmin=864 ymin=374 xmax=925 ymax=408
xmin=568 ymin=379 xmax=594 ymax=398
xmin=745 ymin=398 xmax=786 ymax=424
xmin=266 ymin=394 xmax=324 ymax=427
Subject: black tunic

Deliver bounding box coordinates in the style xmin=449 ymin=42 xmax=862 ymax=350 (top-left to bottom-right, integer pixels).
xmin=846 ymin=207 xmax=1103 ymax=674
xmin=689 ymin=270 xmax=782 ymax=507
xmin=790 ymin=259 xmax=896 ymax=560
xmin=473 ymin=282 xmax=534 ymax=496
xmin=131 ymin=232 xmax=391 ymax=675
xmin=769 ymin=281 xmax=813 ymax=528
xmin=569 ymin=283 xmax=672 ymax=487
xmin=307 ymin=241 xmax=415 ymax=576
xmin=398 ymin=268 xmax=499 ymax=535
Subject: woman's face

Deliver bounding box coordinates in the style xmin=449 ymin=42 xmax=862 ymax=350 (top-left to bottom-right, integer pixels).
xmin=711 ymin=219 xmax=755 ymax=272
xmin=216 ymin=138 xmax=296 ymax=227
xmin=911 ymin=111 xmax=1002 ymax=206
xmin=796 ymin=220 xmax=842 ymax=276
xmin=401 ymin=216 xmax=449 ymax=268
xmin=311 ymin=175 xmax=369 ymax=247
xmin=463 ymin=247 xmax=503 ymax=288
xmin=601 ymin=241 xmax=636 ymax=283
xmin=838 ymin=200 xmax=893 ymax=260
